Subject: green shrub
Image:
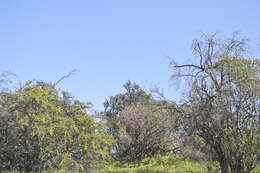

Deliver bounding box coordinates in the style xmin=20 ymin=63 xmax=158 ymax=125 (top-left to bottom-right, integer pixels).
xmin=0 ymin=82 xmax=115 ymax=172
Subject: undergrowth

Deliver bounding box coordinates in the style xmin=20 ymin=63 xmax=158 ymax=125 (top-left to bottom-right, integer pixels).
xmin=5 ymin=154 xmax=260 ymax=173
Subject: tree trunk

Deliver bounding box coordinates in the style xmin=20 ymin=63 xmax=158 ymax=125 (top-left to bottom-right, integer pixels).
xmin=219 ymin=158 xmax=252 ymax=173
xmin=219 ymin=160 xmax=231 ymax=173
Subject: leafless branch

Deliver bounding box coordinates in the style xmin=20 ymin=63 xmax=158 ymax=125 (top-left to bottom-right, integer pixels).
xmin=53 ymin=69 xmax=76 ymax=87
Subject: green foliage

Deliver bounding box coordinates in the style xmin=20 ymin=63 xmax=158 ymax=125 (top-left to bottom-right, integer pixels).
xmin=172 ymin=33 xmax=260 ymax=173
xmin=1 ymin=33 xmax=260 ymax=173
xmin=103 ymin=80 xmax=152 ymax=134
xmin=4 ymin=162 xmax=260 ymax=173
xmin=0 ymin=82 xmax=114 ymax=172
xmin=103 ymin=81 xmax=179 ymax=163
xmin=99 ymin=154 xmax=214 ymax=173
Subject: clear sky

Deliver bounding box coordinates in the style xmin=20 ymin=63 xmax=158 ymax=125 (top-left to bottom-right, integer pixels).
xmin=1 ymin=0 xmax=260 ymax=110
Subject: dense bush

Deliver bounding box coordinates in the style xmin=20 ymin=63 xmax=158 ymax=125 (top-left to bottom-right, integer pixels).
xmin=180 ymin=135 xmax=216 ymax=162
xmin=103 ymin=80 xmax=152 ymax=135
xmin=0 ymin=82 xmax=114 ymax=172
xmin=116 ymin=104 xmax=178 ymax=163
xmin=171 ymin=33 xmax=260 ymax=173
xmin=0 ymin=33 xmax=259 ymax=173
xmin=103 ymin=81 xmax=180 ymax=163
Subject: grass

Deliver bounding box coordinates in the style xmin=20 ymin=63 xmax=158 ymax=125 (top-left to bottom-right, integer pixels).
xmin=100 ymin=161 xmax=208 ymax=173
xmin=98 ymin=154 xmax=214 ymax=173
xmin=4 ymin=154 xmax=260 ymax=173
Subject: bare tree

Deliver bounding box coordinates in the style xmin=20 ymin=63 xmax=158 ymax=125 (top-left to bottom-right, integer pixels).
xmin=116 ymin=104 xmax=179 ymax=164
xmin=170 ymin=33 xmax=260 ymax=173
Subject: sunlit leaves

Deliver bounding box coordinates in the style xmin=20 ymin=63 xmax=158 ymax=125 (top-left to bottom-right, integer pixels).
xmin=0 ymin=82 xmax=114 ymax=172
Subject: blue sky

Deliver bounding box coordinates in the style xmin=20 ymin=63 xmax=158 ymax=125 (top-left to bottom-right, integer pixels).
xmin=0 ymin=0 xmax=260 ymax=110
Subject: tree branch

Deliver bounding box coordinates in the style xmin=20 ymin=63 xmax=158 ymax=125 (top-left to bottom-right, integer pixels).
xmin=53 ymin=69 xmax=76 ymax=87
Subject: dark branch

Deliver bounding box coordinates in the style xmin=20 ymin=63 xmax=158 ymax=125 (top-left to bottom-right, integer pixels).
xmin=53 ymin=69 xmax=76 ymax=87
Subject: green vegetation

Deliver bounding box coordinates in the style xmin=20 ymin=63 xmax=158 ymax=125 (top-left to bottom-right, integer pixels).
xmin=0 ymin=82 xmax=114 ymax=172
xmin=99 ymin=154 xmax=212 ymax=173
xmin=0 ymin=33 xmax=259 ymax=173
xmin=4 ymin=154 xmax=260 ymax=173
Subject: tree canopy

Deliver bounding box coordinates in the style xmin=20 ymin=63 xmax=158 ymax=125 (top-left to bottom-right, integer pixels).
xmin=0 ymin=81 xmax=114 ymax=172
xmin=171 ymin=33 xmax=260 ymax=173
xmin=0 ymin=33 xmax=259 ymax=173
